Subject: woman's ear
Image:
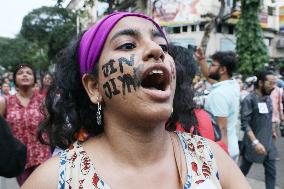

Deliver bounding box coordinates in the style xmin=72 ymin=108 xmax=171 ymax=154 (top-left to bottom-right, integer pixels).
xmin=82 ymin=74 xmax=102 ymax=104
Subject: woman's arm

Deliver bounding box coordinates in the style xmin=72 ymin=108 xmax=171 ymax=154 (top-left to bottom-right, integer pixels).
xmin=208 ymin=140 xmax=251 ymax=189
xmin=0 ymin=96 xmax=6 ymax=116
xmin=21 ymin=156 xmax=59 ymax=189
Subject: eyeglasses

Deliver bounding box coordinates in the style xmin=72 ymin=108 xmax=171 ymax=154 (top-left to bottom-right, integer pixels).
xmin=209 ymin=63 xmax=220 ymax=67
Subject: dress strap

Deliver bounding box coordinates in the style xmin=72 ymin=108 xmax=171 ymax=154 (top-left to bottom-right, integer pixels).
xmin=170 ymin=132 xmax=187 ymax=187
xmin=58 ymin=150 xmax=67 ymax=189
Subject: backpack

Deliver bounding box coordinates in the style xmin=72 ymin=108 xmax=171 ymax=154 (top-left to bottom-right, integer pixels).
xmin=203 ymin=110 xmax=222 ymax=142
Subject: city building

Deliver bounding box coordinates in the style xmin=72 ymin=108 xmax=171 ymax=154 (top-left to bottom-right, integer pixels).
xmin=66 ymin=0 xmax=284 ymax=69
xmin=154 ymin=0 xmax=284 ymax=64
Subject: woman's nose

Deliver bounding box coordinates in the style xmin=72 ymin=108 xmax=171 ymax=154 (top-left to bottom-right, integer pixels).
xmin=142 ymin=41 xmax=165 ymax=62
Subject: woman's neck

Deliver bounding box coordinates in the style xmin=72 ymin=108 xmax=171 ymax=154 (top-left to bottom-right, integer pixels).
xmin=17 ymin=87 xmax=34 ymax=98
xmin=99 ymin=115 xmax=172 ymax=167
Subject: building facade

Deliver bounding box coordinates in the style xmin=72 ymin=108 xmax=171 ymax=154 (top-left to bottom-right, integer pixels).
xmin=157 ymin=0 xmax=284 ymax=63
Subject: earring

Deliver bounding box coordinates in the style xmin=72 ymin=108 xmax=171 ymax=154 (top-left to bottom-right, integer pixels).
xmin=96 ymin=97 xmax=102 ymax=125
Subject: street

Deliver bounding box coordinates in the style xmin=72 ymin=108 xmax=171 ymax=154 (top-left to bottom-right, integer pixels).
xmin=246 ymin=136 xmax=284 ymax=189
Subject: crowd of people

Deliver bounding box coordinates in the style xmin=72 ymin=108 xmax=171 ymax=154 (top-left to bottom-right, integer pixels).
xmin=0 ymin=11 xmax=283 ymax=189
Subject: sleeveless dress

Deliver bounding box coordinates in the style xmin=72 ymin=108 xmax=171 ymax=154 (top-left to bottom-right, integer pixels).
xmin=5 ymin=93 xmax=50 ymax=169
xmin=58 ymin=132 xmax=222 ymax=189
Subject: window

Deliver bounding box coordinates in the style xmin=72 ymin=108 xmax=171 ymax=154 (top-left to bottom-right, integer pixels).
xmin=173 ymin=27 xmax=181 ymax=34
xmin=264 ymin=38 xmax=272 ymax=46
xmin=222 ymin=25 xmax=229 ymax=34
xmin=216 ymin=24 xmax=222 ymax=33
xmin=182 ymin=26 xmax=188 ymax=32
xmin=199 ymin=24 xmax=205 ymax=31
xmin=165 ymin=27 xmax=173 ymax=34
xmin=191 ymin=25 xmax=196 ymax=32
xmin=228 ymin=25 xmax=234 ymax=35
xmin=268 ymin=6 xmax=275 ymax=16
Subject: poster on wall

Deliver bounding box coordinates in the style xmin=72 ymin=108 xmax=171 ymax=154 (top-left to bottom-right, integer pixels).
xmin=151 ymin=0 xmax=221 ymax=26
xmin=280 ymin=6 xmax=284 ymax=32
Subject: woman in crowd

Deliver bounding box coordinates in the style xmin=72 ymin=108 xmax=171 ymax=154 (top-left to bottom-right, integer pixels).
xmin=0 ymin=64 xmax=50 ymax=186
xmin=39 ymin=72 xmax=53 ymax=96
xmin=22 ymin=12 xmax=249 ymax=189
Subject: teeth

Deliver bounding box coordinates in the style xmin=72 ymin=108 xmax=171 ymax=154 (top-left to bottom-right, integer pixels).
xmin=149 ymin=69 xmax=164 ymax=75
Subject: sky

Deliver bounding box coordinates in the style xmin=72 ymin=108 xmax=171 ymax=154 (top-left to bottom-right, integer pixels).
xmin=0 ymin=0 xmax=56 ymax=38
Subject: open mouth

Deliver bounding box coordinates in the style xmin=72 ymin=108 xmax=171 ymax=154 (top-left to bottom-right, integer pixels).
xmin=141 ymin=66 xmax=170 ymax=91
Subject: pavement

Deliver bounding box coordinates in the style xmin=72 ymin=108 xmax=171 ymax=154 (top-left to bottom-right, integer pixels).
xmin=245 ymin=136 xmax=284 ymax=189
xmin=1 ymin=137 xmax=284 ymax=189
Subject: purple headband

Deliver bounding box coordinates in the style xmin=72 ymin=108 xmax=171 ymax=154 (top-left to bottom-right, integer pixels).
xmin=78 ymin=12 xmax=167 ymax=76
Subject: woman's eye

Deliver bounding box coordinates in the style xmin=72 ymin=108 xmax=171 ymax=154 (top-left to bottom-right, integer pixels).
xmin=117 ymin=43 xmax=136 ymax=50
xmin=160 ymin=44 xmax=168 ymax=52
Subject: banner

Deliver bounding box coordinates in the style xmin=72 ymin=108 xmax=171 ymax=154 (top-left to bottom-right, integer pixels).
xmin=280 ymin=6 xmax=284 ymax=32
xmin=259 ymin=12 xmax=268 ymax=28
xmin=152 ymin=0 xmax=220 ymax=26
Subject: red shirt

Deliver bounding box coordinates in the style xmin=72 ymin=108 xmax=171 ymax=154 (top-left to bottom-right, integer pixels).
xmin=5 ymin=93 xmax=50 ymax=169
xmin=176 ymin=109 xmax=228 ymax=153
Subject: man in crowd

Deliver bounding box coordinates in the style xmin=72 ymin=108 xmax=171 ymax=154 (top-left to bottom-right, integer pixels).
xmin=240 ymin=70 xmax=277 ymax=189
xmin=196 ymin=49 xmax=240 ymax=161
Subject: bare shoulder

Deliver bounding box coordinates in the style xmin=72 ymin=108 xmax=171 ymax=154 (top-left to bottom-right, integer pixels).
xmin=21 ymin=156 xmax=60 ymax=189
xmin=0 ymin=96 xmax=6 ymax=116
xmin=207 ymin=140 xmax=252 ymax=189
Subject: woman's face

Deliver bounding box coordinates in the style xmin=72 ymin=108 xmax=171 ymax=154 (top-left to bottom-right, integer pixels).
xmin=97 ymin=16 xmax=176 ymax=122
xmin=2 ymin=83 xmax=10 ymax=95
xmin=43 ymin=74 xmax=52 ymax=87
xmin=15 ymin=67 xmax=35 ymax=88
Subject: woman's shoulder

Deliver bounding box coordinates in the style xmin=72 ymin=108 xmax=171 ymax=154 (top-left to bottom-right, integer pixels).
xmin=21 ymin=142 xmax=83 ymax=189
xmin=33 ymin=91 xmax=45 ymax=101
xmin=176 ymin=132 xmax=216 ymax=164
xmin=177 ymin=131 xmax=210 ymax=147
xmin=21 ymin=156 xmax=60 ymax=189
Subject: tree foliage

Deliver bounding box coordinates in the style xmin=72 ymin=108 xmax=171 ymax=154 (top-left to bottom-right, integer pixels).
xmin=0 ymin=36 xmax=48 ymax=71
xmin=236 ymin=0 xmax=268 ymax=75
xmin=20 ymin=6 xmax=77 ymax=62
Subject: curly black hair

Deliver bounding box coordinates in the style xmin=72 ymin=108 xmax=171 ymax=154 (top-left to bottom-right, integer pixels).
xmin=167 ymin=45 xmax=198 ymax=133
xmin=255 ymin=70 xmax=275 ymax=88
xmin=38 ymin=35 xmax=103 ymax=149
xmin=13 ymin=64 xmax=37 ymax=87
xmin=211 ymin=51 xmax=237 ymax=77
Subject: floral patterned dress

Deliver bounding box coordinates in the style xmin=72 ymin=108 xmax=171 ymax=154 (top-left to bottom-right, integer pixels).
xmin=58 ymin=132 xmax=222 ymax=189
xmin=5 ymin=93 xmax=50 ymax=169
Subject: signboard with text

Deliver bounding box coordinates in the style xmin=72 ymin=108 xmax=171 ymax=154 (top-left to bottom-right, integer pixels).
xmin=152 ymin=0 xmax=221 ymax=26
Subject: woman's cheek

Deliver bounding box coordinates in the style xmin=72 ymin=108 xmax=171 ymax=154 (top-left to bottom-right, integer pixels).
xmin=99 ymin=54 xmax=138 ymax=100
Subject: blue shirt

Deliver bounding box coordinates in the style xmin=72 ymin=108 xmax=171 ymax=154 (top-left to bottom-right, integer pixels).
xmin=205 ymin=79 xmax=240 ymax=157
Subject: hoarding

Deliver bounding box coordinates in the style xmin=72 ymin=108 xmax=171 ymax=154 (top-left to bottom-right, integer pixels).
xmin=280 ymin=6 xmax=284 ymax=32
xmin=152 ymin=0 xmax=220 ymax=26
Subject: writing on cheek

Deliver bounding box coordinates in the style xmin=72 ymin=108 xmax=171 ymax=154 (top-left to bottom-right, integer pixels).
xmin=103 ymin=78 xmax=120 ymax=99
xmin=102 ymin=59 xmax=117 ymax=77
xmin=102 ymin=54 xmax=137 ymax=99
xmin=103 ymin=74 xmax=137 ymax=99
xmin=117 ymin=74 xmax=136 ymax=96
xmin=170 ymin=60 xmax=176 ymax=81
xmin=118 ymin=54 xmax=134 ymax=73
xmin=133 ymin=64 xmax=144 ymax=87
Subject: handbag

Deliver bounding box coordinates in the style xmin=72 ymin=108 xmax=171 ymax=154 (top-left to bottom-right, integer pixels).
xmin=0 ymin=116 xmax=27 ymax=178
xmin=205 ymin=110 xmax=222 ymax=141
